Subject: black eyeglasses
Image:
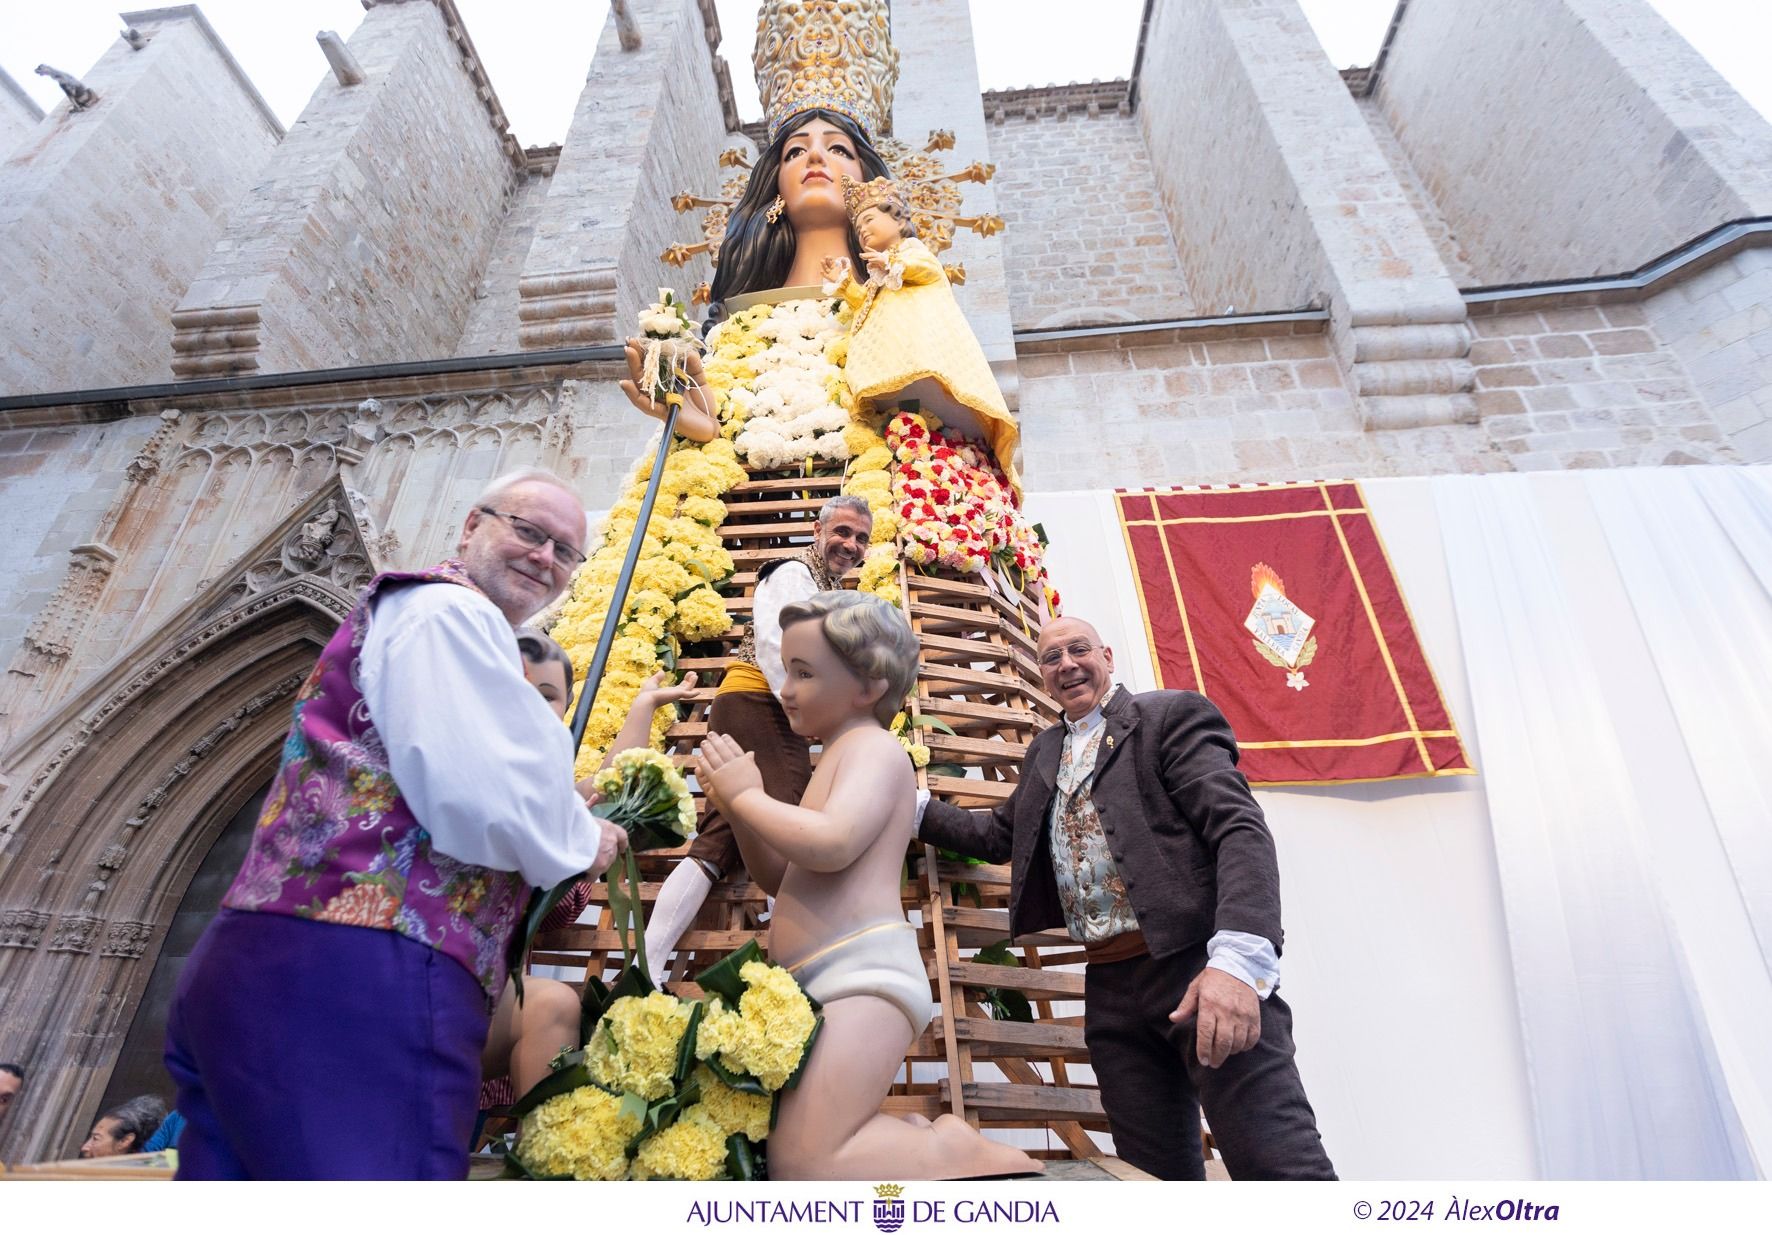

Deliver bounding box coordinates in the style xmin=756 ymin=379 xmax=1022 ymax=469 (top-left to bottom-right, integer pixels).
xmin=478 ymin=507 xmax=587 ymax=569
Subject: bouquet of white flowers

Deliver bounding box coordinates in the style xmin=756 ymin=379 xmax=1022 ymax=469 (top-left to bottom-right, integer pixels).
xmin=638 ymin=288 xmax=702 ymax=418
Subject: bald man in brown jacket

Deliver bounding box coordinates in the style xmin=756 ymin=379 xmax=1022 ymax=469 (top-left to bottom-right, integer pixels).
xmin=918 ymin=617 xmax=1334 ymax=1180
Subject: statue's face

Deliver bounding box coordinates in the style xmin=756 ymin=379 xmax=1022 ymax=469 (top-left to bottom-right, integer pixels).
xmin=777 ymin=117 xmax=864 ymax=229
xmin=778 ymin=617 xmax=881 ymax=739
xmin=854 ymin=205 xmax=902 ymax=252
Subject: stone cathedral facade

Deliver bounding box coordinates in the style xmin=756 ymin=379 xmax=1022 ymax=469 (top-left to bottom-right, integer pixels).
xmin=0 ymin=0 xmax=1768 ymax=1161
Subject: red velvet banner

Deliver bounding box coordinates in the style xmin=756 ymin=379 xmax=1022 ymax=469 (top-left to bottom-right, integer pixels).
xmin=1116 ymin=482 xmax=1472 ymax=785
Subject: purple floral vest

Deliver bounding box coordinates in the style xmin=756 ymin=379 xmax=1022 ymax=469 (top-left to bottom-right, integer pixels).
xmin=221 ymin=560 xmax=532 ymax=1001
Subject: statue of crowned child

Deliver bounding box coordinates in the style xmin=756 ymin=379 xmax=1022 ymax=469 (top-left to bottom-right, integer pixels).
xmin=821 ymin=175 xmax=1023 ymax=492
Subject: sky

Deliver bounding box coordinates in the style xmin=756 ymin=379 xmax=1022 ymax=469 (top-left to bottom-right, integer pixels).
xmin=2 ymin=0 xmax=1768 ymax=147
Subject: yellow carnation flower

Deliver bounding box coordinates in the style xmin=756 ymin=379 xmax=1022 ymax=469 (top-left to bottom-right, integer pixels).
xmin=843 ymin=422 xmax=887 ymax=456
xmin=586 ymin=991 xmax=695 ymax=1100
xmin=690 ymin=1065 xmax=772 ymax=1142
xmin=695 ymin=961 xmax=818 ymax=1091
xmin=518 ymin=1085 xmax=642 ymax=1181
xmin=631 ymin=1110 xmax=729 ymax=1181
xmin=851 ymin=445 xmax=894 ymax=474
xmin=676 ymin=586 xmax=733 ymax=641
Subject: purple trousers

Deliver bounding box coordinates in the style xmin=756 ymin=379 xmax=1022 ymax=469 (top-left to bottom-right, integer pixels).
xmin=165 ymin=909 xmax=490 ymax=1179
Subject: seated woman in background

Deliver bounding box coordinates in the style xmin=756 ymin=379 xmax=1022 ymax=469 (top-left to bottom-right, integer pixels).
xmin=478 ymin=632 xmax=696 ymax=1118
xmin=79 ymin=1094 xmax=167 ymax=1159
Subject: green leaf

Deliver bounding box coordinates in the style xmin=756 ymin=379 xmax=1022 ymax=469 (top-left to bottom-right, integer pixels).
xmin=618 ymin=1090 xmax=649 ymax=1125
xmin=973 ymin=940 xmax=1022 ymax=968
xmin=580 ymin=974 xmax=611 ymax=1045
xmin=927 ymin=762 xmax=967 ymax=781
xmin=694 ymin=939 xmax=765 ymax=1006
xmin=906 ymin=714 xmax=957 ymax=736
xmin=674 ymin=1001 xmax=705 ymax=1085
xmin=986 ymin=988 xmax=1034 ymax=1023
xmin=701 ymin=1053 xmax=769 ymax=1096
xmin=507 ymin=1062 xmax=600 ymax=1120
xmin=506 ymin=873 xmax=579 ymax=1005
xmin=725 ymin=1132 xmax=761 ymax=1181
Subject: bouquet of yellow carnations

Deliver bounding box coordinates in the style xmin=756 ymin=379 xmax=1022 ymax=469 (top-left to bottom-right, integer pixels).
xmin=502 ymin=943 xmax=818 ymax=1180
xmin=692 ymin=942 xmax=823 ymax=1095
xmin=592 ymin=746 xmax=697 ymax=853
xmin=507 ymin=747 xmax=696 ymax=1001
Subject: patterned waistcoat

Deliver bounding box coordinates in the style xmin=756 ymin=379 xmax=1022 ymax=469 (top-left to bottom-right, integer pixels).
xmin=221 ymin=560 xmax=532 ymax=1001
xmin=731 ymin=544 xmax=841 ymax=668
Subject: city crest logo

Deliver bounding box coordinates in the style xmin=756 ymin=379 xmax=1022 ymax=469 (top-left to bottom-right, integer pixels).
xmin=872 ymin=1183 xmax=906 ymax=1233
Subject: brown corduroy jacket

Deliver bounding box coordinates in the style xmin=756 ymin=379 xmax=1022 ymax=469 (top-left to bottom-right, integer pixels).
xmin=919 ymin=684 xmax=1284 ymax=958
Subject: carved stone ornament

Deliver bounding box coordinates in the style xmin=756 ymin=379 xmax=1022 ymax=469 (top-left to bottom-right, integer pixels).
xmin=49 ymin=913 xmax=102 ymax=955
xmin=98 ymin=844 xmax=129 ymax=870
xmin=126 ymin=410 xmax=185 ymax=482
xmin=114 ymin=673 xmax=303 ymax=841
xmin=200 ymin=481 xmax=376 ymax=619
xmin=101 ymin=921 xmax=155 ymax=960
xmin=0 ymin=908 xmax=52 ymax=950
xmin=24 ymin=543 xmax=119 ymax=660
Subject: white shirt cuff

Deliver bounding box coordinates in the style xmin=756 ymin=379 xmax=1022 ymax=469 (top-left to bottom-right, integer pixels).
xmin=1206 ymin=929 xmax=1280 ymax=999
xmin=913 ymin=787 xmax=931 ymax=833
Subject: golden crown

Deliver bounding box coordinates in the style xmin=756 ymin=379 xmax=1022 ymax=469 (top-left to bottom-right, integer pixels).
xmin=874 ymin=1183 xmax=906 ymax=1199
xmin=842 ymin=175 xmax=907 ymax=220
xmin=756 ymin=0 xmax=899 ymax=142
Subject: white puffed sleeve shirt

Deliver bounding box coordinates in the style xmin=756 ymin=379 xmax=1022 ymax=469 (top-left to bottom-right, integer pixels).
xmin=358 ymin=582 xmax=601 ymax=889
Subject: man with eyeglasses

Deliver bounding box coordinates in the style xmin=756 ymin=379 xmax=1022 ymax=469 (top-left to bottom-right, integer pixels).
xmin=917 ymin=616 xmax=1335 ymax=1181
xmin=164 ymin=468 xmax=627 ymax=1179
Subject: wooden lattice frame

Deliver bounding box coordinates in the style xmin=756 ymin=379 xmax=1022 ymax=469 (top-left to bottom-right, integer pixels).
xmin=530 ymin=467 xmax=1110 ymax=1160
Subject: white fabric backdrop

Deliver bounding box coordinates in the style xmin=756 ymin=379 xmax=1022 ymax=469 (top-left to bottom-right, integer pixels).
xmin=1022 ymin=466 xmax=1771 ymax=1180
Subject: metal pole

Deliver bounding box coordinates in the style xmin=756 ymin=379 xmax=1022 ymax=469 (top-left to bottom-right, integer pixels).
xmin=568 ymin=402 xmax=681 ymax=750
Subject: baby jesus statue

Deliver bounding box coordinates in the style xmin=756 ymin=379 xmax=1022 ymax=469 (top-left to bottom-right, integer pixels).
xmin=698 ymin=590 xmax=1040 ymax=1180
xmin=821 ymin=176 xmax=1023 ymax=493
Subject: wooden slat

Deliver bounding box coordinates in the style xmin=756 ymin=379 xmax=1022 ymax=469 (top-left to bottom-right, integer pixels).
xmin=948 ymin=961 xmax=1086 ymax=998
xmin=925 ymin=774 xmax=1016 ymax=804
xmin=721 ymin=497 xmax=829 ymax=517
xmin=729 ymin=473 xmax=846 ymax=490
xmin=917 ymin=696 xmax=1048 ymax=732
xmin=959 ymin=1082 xmax=1106 ymax=1121
xmin=925 ymin=731 xmax=1029 ymax=763
xmin=952 ymin=1016 xmax=1087 ymax=1055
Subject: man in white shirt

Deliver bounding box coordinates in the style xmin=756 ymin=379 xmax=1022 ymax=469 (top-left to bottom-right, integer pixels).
xmin=164 ymin=469 xmax=624 ymax=1179
xmin=644 ymin=496 xmax=873 ymax=975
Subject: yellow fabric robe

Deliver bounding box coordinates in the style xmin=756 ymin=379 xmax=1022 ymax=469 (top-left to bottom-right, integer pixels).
xmin=834 ymin=238 xmax=1022 ymax=493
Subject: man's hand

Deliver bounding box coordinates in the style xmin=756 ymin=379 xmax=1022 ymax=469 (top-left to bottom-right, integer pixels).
xmin=1169 ymin=966 xmax=1261 ymax=1068
xmin=700 ymin=732 xmax=762 ymax=818
xmin=590 ymin=818 xmax=628 ymax=876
